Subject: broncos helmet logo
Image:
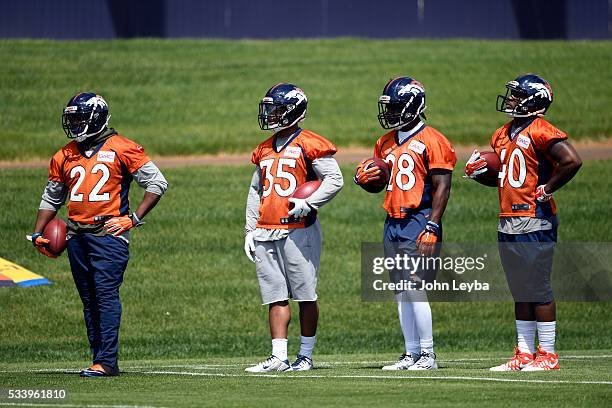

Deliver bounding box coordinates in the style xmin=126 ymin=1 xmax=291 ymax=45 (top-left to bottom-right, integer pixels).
xmin=397 ymin=83 xmax=424 ymax=97
xmin=527 ymin=82 xmax=553 ymax=102
xmin=284 ymin=89 xmax=307 ymax=105
xmin=84 ymin=95 xmax=108 ymax=109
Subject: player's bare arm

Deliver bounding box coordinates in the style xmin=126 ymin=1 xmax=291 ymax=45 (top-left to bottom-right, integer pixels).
xmin=429 ymin=169 xmax=452 ymax=225
xmin=541 ymin=140 xmax=582 ymax=195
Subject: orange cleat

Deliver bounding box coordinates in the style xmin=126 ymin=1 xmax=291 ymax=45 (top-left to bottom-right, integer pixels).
xmin=522 ymin=346 xmax=560 ymax=371
xmin=489 ymin=347 xmax=535 ymax=371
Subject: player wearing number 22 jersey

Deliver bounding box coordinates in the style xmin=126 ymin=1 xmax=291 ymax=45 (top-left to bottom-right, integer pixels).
xmin=356 ymin=77 xmax=456 ymax=371
xmin=31 ymin=93 xmax=168 ymax=377
xmin=466 ymin=74 xmax=582 ymax=372
xmin=244 ymin=84 xmax=343 ymax=373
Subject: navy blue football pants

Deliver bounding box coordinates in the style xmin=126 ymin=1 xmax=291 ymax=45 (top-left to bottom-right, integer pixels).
xmin=383 ymin=208 xmax=442 ymax=291
xmin=67 ymin=234 xmax=129 ymax=371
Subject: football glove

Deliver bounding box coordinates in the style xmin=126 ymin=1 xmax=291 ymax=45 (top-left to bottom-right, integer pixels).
xmin=535 ymin=185 xmax=553 ymax=202
xmin=416 ymin=221 xmax=440 ymax=257
xmin=288 ymin=198 xmax=313 ymax=218
xmin=104 ymin=213 xmax=144 ymax=236
xmin=244 ymin=231 xmax=256 ymax=263
xmin=30 ymin=232 xmax=57 ymax=259
xmin=464 ymin=149 xmax=488 ymax=179
xmin=354 ymin=158 xmax=383 ymax=185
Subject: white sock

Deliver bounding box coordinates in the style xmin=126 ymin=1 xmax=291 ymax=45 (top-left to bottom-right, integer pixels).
xmin=397 ymin=299 xmax=420 ymax=356
xmin=272 ymin=338 xmax=288 ymax=361
xmin=516 ymin=320 xmax=536 ymax=354
xmin=299 ymin=335 xmax=316 ymax=359
xmin=537 ymin=321 xmax=556 ymax=353
xmin=412 ymin=300 xmax=434 ymax=353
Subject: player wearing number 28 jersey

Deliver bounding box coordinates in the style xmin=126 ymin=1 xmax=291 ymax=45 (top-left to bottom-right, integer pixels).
xmin=244 ymin=84 xmax=343 ymax=373
xmin=360 ymin=77 xmax=456 ymax=371
xmin=31 ymin=93 xmax=168 ymax=377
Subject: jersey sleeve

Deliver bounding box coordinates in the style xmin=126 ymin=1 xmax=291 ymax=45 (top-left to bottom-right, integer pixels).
xmin=48 ymin=151 xmax=65 ymax=182
xmin=302 ymin=133 xmax=337 ymax=161
xmin=116 ymin=137 xmax=151 ymax=173
xmin=373 ymin=138 xmax=383 ymax=159
xmin=531 ymin=121 xmax=568 ymax=151
xmin=251 ymin=145 xmax=261 ymax=166
xmin=426 ymin=133 xmax=457 ymax=170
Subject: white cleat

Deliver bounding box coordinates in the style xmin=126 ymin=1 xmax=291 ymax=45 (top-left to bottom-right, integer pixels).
xmin=408 ymin=351 xmax=438 ymax=370
xmin=290 ymin=354 xmax=313 ymax=371
xmin=245 ymin=355 xmax=290 ymax=373
xmin=382 ymin=353 xmax=418 ymax=370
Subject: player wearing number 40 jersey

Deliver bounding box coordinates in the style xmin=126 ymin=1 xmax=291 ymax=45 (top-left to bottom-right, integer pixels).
xmin=244 ymin=83 xmax=343 ymax=373
xmin=356 ymin=77 xmax=456 ymax=371
xmin=465 ymin=74 xmax=582 ymax=371
xmin=30 ymin=93 xmax=168 ymax=377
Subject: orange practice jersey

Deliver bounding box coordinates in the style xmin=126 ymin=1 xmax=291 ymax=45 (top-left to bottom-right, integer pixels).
xmin=490 ymin=117 xmax=567 ymax=218
xmin=251 ymin=129 xmax=337 ymax=229
xmin=374 ymin=125 xmax=456 ymax=218
xmin=48 ymin=134 xmax=150 ymax=224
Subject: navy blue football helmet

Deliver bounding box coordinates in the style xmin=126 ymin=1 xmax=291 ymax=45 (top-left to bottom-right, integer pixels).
xmin=258 ymin=83 xmax=308 ymax=131
xmin=62 ymin=92 xmax=110 ymax=142
xmin=496 ymin=74 xmax=553 ymax=117
xmin=378 ymin=77 xmax=426 ymax=129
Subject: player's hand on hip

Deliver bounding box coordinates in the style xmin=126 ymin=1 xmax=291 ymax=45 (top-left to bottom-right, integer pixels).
xmin=104 ymin=216 xmax=134 ymax=236
xmin=30 ymin=232 xmax=57 ymax=258
xmin=535 ymin=185 xmax=553 ymax=202
xmin=354 ymin=158 xmax=382 ymax=185
xmin=416 ymin=221 xmax=440 ymax=257
xmin=464 ymin=149 xmax=488 ymax=179
xmin=244 ymin=231 xmax=256 ymax=263
xmin=288 ymin=198 xmax=313 ymax=218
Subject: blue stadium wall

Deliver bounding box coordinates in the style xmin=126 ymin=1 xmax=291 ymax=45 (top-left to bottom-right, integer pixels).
xmin=0 ymin=0 xmax=609 ymax=40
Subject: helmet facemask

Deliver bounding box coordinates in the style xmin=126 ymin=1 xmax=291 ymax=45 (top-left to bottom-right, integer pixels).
xmin=258 ymin=97 xmax=304 ymax=132
xmin=378 ymin=94 xmax=425 ymax=130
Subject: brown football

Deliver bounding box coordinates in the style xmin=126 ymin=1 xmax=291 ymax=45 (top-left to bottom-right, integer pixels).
xmin=356 ymin=157 xmax=391 ymax=193
xmin=292 ymin=180 xmax=322 ymax=199
xmin=43 ymin=218 xmax=67 ymax=256
xmin=474 ymin=151 xmax=501 ymax=187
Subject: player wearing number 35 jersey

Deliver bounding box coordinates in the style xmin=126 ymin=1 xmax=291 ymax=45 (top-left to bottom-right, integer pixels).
xmin=357 ymin=77 xmax=456 ymax=371
xmin=466 ymin=74 xmax=582 ymax=372
xmin=30 ymin=93 xmax=168 ymax=377
xmin=244 ymin=83 xmax=343 ymax=373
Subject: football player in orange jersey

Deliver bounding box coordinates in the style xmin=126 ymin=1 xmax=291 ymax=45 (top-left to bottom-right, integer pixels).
xmin=243 ymin=83 xmax=343 ymax=372
xmin=355 ymin=77 xmax=456 ymax=370
xmin=30 ymin=93 xmax=168 ymax=377
xmin=465 ymin=74 xmax=582 ymax=371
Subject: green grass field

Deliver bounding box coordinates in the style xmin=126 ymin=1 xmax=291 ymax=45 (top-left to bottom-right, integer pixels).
xmin=1 ymin=352 xmax=611 ymax=407
xmin=1 ymin=160 xmax=611 ymax=406
xmin=1 ymin=39 xmax=611 ymax=160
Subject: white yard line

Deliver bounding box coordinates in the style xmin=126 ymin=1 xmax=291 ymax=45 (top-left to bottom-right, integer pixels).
xmin=139 ymin=370 xmax=612 ymax=385
xmin=1 ymin=354 xmax=611 ymax=374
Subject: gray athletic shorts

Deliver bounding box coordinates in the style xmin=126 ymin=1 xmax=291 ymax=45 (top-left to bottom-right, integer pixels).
xmin=254 ymin=220 xmax=322 ymax=305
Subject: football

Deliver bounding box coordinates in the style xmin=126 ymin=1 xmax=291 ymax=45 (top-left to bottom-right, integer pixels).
xmin=356 ymin=157 xmax=391 ymax=193
xmin=292 ymin=180 xmax=322 ymax=199
xmin=473 ymin=151 xmax=501 ymax=187
xmin=43 ymin=218 xmax=67 ymax=256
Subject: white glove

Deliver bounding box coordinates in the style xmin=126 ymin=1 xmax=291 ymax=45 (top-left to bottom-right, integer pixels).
xmin=288 ymin=198 xmax=313 ymax=218
xmin=244 ymin=231 xmax=256 ymax=262
xmin=463 ymin=149 xmax=488 ymax=179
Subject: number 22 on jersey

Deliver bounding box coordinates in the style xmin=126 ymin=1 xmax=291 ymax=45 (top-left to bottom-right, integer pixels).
xmin=69 ymin=163 xmax=111 ymax=202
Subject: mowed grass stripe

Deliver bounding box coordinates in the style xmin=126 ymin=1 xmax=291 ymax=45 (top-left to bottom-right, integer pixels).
xmin=0 ymin=39 xmax=611 ymax=160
